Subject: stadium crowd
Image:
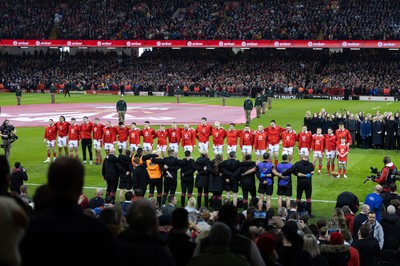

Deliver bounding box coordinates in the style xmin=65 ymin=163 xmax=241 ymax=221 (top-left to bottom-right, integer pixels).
xmin=1 ymin=154 xmax=400 ymax=266
xmin=1 ymin=0 xmax=400 ymax=40
xmin=1 ymin=49 xmax=400 ymax=97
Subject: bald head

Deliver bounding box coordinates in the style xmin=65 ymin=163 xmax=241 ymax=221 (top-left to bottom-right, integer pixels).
xmin=374 ymin=185 xmax=383 ymax=194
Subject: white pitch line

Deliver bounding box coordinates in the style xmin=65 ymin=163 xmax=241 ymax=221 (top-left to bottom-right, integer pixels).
xmin=185 ymin=98 xmax=220 ymax=104
xmin=25 ymin=182 xmax=337 ymax=203
xmin=372 ymin=106 xmax=381 ymax=110
xmin=386 ymin=102 xmax=393 ymax=105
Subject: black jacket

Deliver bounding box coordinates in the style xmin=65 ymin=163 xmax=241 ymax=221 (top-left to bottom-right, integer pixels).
xmin=195 ymin=155 xmax=211 ymax=188
xmin=102 ymin=154 xmax=124 ymax=178
xmin=380 ymin=213 xmax=400 ymax=250
xmin=238 ymin=161 xmax=256 ymax=189
xmin=179 ymin=158 xmax=196 ymax=182
xmin=208 ymin=159 xmax=224 ymax=192
xmin=10 ymin=168 xmax=28 ymax=194
xmin=220 ymin=159 xmax=241 ymax=183
xmin=283 ymin=159 xmax=314 ymax=183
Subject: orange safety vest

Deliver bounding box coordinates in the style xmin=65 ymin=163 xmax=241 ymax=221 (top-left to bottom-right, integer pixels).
xmin=146 ymin=158 xmax=162 ymax=179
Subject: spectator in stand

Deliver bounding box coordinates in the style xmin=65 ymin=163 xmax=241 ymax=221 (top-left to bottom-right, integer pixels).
xmin=9 ymin=162 xmax=28 ymax=195
xmin=380 ymin=205 xmax=400 ymax=250
xmin=352 ymin=224 xmax=381 ymax=266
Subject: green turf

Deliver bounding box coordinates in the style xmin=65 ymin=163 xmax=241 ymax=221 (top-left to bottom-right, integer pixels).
xmin=1 ymin=93 xmax=398 ymax=221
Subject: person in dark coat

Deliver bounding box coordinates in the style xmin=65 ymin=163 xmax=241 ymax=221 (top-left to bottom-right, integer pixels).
xmin=359 ymin=117 xmax=372 ymax=149
xmin=345 ymin=114 xmax=358 ymax=147
xmin=353 ymin=204 xmax=370 ymax=240
xmin=372 ymin=116 xmax=384 ymax=149
xmin=168 ymin=208 xmax=196 ymax=266
xmin=131 ymin=157 xmax=149 ymax=198
xmin=10 ymin=162 xmax=28 ymax=194
xmin=118 ymin=150 xmax=133 ymax=203
xmin=102 ymin=148 xmax=124 ymax=203
xmin=194 ymin=151 xmax=211 ymax=209
xmin=385 ymin=116 xmax=397 ymax=150
xmin=320 ymin=231 xmax=351 ymax=266
xmin=178 ymin=150 xmax=196 ymax=207
xmin=310 ymin=112 xmax=322 ymax=134
xmin=220 ymin=151 xmax=241 ymax=207
xmin=117 ymin=198 xmax=175 ymax=266
xmin=237 ymin=154 xmax=257 ymax=210
xmin=352 ymin=223 xmax=380 ymax=266
xmin=20 ymin=157 xmax=121 ymax=266
xmin=209 ymin=154 xmax=224 ymax=210
xmin=380 ymin=205 xmax=400 ymax=250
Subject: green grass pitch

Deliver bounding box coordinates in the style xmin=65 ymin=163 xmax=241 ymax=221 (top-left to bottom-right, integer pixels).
xmin=1 ymin=92 xmax=398 ymax=221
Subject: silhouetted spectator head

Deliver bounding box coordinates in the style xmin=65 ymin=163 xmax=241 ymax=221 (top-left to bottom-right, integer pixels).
xmin=217 ymin=203 xmax=238 ymax=227
xmin=208 ymin=222 xmax=231 ymax=247
xmin=387 ymin=205 xmax=396 ymax=214
xmin=171 ymin=208 xmax=189 ymax=230
xmin=125 ymin=191 xmax=133 ymax=201
xmin=47 ymin=157 xmax=84 ymax=201
xmin=133 ymin=188 xmax=143 ymax=197
xmin=126 ymin=198 xmax=158 ymax=233
xmin=256 ymin=232 xmax=277 ymax=256
xmin=329 ymin=232 xmax=344 ymax=245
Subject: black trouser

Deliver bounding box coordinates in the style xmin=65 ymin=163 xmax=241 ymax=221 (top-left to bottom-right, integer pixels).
xmin=296 ymin=180 xmax=312 ymax=201
xmin=242 ymin=187 xmax=256 ymax=210
xmin=211 ymin=191 xmax=223 ymax=210
xmin=148 ymin=178 xmax=162 ymax=206
xmin=197 ymin=187 xmax=209 ymax=209
xmin=1 ymin=138 xmax=12 ymax=159
xmin=105 ymin=175 xmax=119 ymax=202
xmin=181 ymin=179 xmax=194 ymax=207
xmin=163 ymin=178 xmax=177 ymax=205
xmin=81 ymin=138 xmax=93 ymax=161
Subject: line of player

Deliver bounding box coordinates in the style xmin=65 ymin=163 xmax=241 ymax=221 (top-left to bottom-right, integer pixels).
xmin=43 ymin=115 xmax=352 ymax=174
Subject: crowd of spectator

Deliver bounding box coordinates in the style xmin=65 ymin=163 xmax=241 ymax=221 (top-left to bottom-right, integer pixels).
xmin=1 ymin=0 xmax=400 ymax=40
xmin=1 ymin=154 xmax=400 ymax=265
xmin=1 ymin=48 xmax=400 ymax=97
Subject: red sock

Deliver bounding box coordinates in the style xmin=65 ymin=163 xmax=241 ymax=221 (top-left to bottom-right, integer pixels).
xmin=47 ymin=152 xmax=50 ymax=157
xmin=326 ymin=163 xmax=330 ymax=172
xmin=318 ymin=165 xmax=322 ymax=171
xmin=343 ymin=169 xmax=347 ymax=174
xmin=338 ymin=169 xmax=342 ymax=175
xmin=331 ymin=165 xmax=335 ymax=171
xmin=274 ymin=159 xmax=278 ymax=166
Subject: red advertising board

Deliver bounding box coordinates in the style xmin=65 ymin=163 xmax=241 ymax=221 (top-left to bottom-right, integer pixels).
xmin=0 ymin=39 xmax=399 ymax=49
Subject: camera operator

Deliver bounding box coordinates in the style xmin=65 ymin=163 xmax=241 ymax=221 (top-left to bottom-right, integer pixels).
xmin=374 ymin=156 xmax=397 ymax=193
xmin=0 ymin=120 xmax=17 ymax=159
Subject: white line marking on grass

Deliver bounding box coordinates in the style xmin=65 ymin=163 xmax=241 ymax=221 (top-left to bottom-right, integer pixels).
xmin=386 ymin=102 xmax=393 ymax=105
xmin=372 ymin=106 xmax=381 ymax=110
xmin=185 ymin=99 xmax=219 ymax=104
xmin=26 ymin=182 xmax=337 ymax=203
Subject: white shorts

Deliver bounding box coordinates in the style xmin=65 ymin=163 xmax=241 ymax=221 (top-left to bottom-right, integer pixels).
xmin=183 ymin=145 xmax=193 ymax=153
xmin=169 ymin=143 xmax=179 ymax=152
xmin=298 ymin=147 xmax=310 ymax=156
xmin=157 ymin=145 xmax=167 ymax=152
xmin=282 ymin=147 xmax=294 ymax=155
xmin=255 ymin=149 xmax=266 ymax=156
xmin=242 ymin=145 xmax=252 ymax=154
xmin=94 ymin=139 xmax=102 ymax=150
xmin=227 ymin=145 xmax=237 ymax=153
xmin=68 ymin=140 xmax=79 ymax=149
xmin=326 ymin=150 xmax=336 ymax=159
xmin=338 ymin=160 xmax=347 ymax=165
xmin=117 ymin=141 xmax=127 ymax=150
xmin=313 ymin=151 xmax=323 ymax=158
xmin=46 ymin=140 xmax=56 ymax=148
xmin=104 ymin=143 xmax=114 ymax=151
xmin=213 ymin=145 xmax=224 ymax=155
xmin=142 ymin=143 xmax=153 ymax=152
xmin=198 ymin=142 xmax=209 ymax=152
xmin=130 ymin=144 xmax=139 ymax=152
xmin=268 ymin=144 xmax=280 ymax=154
xmin=58 ymin=136 xmax=68 ymax=147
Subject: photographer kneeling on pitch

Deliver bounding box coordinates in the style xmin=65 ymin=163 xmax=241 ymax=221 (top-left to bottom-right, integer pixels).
xmin=0 ymin=119 xmax=18 ymax=159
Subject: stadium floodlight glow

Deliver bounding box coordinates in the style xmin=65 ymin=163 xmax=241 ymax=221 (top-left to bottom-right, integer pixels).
xmin=49 ymin=47 xmax=59 ymax=49
xmin=242 ymin=48 xmax=250 ymax=50
xmin=107 ymin=47 xmax=116 ymax=50
xmin=20 ymin=46 xmax=29 ymax=49
xmin=350 ymin=48 xmax=360 ymax=50
xmin=79 ymin=47 xmax=88 ymax=49
xmin=389 ymin=48 xmax=399 ymax=51
xmin=313 ymin=48 xmax=323 ymax=50
xmin=276 ymin=48 xmax=286 ymax=50
xmin=206 ymin=47 xmax=215 ymax=49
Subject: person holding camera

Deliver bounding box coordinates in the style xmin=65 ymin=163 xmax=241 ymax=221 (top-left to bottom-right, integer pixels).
xmin=10 ymin=162 xmax=28 ymax=195
xmin=374 ymin=156 xmax=397 ymax=193
xmin=0 ymin=120 xmax=17 ymax=160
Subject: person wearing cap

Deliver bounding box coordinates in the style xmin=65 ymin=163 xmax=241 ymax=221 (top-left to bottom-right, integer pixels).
xmin=116 ymin=95 xmax=127 ymax=123
xmin=320 ymin=231 xmax=351 ymax=265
